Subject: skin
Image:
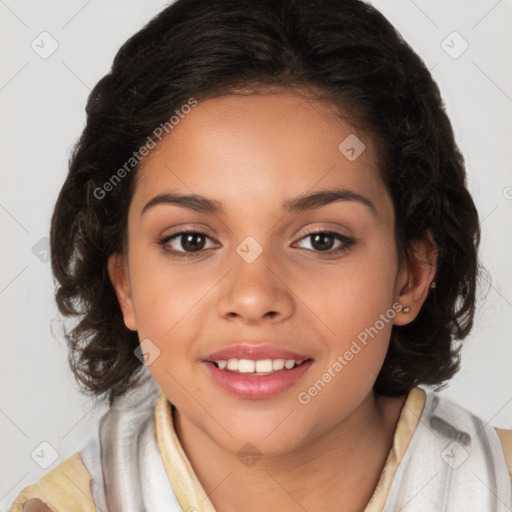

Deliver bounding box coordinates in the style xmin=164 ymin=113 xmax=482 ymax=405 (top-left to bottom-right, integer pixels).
xmin=108 ymin=88 xmax=437 ymax=512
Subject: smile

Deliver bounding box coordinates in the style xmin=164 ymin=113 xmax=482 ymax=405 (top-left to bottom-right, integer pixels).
xmin=202 ymin=358 xmax=314 ymax=399
xmin=214 ymin=357 xmax=307 ymax=374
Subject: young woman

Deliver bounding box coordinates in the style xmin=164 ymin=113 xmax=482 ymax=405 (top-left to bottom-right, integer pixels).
xmin=10 ymin=0 xmax=512 ymax=510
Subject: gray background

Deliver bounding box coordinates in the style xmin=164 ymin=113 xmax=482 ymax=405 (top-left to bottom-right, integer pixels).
xmin=1 ymin=0 xmax=511 ymax=508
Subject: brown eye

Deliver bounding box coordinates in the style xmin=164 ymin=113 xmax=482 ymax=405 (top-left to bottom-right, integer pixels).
xmin=180 ymin=232 xmax=207 ymax=252
xmin=158 ymin=230 xmax=216 ymax=256
xmin=309 ymin=232 xmax=336 ymax=251
xmin=295 ymin=230 xmax=356 ymax=256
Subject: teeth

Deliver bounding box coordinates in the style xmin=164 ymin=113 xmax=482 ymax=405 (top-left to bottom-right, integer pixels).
xmin=238 ymin=359 xmax=255 ymax=373
xmin=256 ymin=359 xmax=273 ymax=372
xmin=272 ymin=359 xmax=285 ymax=371
xmin=214 ymin=358 xmax=305 ymax=374
xmin=227 ymin=359 xmax=238 ymax=371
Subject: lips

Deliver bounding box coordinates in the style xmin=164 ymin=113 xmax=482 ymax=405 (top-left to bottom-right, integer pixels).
xmin=202 ymin=343 xmax=313 ymax=399
xmin=205 ymin=343 xmax=309 ymax=362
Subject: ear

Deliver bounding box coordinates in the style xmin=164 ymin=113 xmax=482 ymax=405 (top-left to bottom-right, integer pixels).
xmin=107 ymin=252 xmax=137 ymax=331
xmin=393 ymin=231 xmax=438 ymax=326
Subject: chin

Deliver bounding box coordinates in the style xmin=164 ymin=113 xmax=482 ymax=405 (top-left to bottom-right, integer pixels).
xmin=209 ymin=415 xmax=309 ymax=458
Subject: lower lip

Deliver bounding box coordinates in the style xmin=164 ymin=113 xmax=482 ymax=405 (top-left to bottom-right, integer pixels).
xmin=202 ymin=360 xmax=313 ymax=399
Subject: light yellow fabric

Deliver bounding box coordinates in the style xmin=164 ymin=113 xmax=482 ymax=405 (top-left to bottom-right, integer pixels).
xmin=7 ymin=452 xmax=94 ymax=512
xmin=8 ymin=387 xmax=512 ymax=512
xmin=155 ymin=393 xmax=217 ymax=512
xmin=497 ymin=427 xmax=512 ymax=482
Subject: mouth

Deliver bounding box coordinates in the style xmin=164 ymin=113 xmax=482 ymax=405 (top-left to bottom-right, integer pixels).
xmin=202 ymin=357 xmax=314 ymax=399
xmin=208 ymin=357 xmax=311 ymax=375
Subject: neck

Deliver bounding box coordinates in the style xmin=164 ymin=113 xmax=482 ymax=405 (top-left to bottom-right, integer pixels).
xmin=173 ymin=390 xmax=407 ymax=512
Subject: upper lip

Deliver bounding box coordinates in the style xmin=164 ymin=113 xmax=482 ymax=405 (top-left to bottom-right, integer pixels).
xmin=205 ymin=343 xmax=311 ymax=362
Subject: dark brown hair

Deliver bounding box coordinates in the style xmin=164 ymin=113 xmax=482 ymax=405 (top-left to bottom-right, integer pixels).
xmin=50 ymin=0 xmax=481 ymax=407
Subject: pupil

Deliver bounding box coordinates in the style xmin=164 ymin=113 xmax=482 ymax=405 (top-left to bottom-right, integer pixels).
xmin=312 ymin=233 xmax=334 ymax=251
xmin=182 ymin=233 xmax=204 ymax=252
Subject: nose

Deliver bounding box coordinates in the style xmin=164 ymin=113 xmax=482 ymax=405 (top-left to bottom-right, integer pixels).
xmin=217 ymin=243 xmax=295 ymax=325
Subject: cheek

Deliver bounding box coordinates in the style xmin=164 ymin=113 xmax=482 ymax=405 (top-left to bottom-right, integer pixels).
xmin=301 ymin=237 xmax=398 ymax=388
xmin=127 ymin=256 xmax=206 ymax=400
xmin=128 ymin=239 xmax=201 ymax=330
xmin=304 ymin=238 xmax=398 ymax=331
xmin=127 ymin=247 xmax=221 ymax=374
xmin=131 ymin=271 xmax=202 ymax=343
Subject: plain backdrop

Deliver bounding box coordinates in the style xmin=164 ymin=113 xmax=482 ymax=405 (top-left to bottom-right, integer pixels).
xmin=1 ymin=0 xmax=511 ymax=508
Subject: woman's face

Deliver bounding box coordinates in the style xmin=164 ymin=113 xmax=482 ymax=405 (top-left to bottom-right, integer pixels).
xmin=109 ymin=89 xmax=413 ymax=455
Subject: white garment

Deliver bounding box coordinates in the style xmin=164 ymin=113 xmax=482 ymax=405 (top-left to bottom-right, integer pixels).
xmin=79 ymin=368 xmax=512 ymax=511
xmin=80 ymin=369 xmax=183 ymax=512
xmin=382 ymin=387 xmax=512 ymax=511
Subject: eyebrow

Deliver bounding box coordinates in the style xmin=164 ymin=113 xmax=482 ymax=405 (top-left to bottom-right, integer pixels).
xmin=140 ymin=187 xmax=377 ymax=216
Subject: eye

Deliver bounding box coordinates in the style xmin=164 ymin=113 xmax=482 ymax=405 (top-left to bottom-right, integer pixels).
xmin=157 ymin=228 xmax=356 ymax=258
xmin=294 ymin=230 xmax=356 ymax=256
xmin=157 ymin=229 xmax=217 ymax=257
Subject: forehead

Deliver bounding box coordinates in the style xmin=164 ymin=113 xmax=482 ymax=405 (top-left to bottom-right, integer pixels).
xmin=132 ymin=90 xmax=386 ymax=216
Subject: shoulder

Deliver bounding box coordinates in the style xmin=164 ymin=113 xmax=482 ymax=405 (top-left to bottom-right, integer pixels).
xmin=7 ymin=452 xmax=94 ymax=512
xmin=421 ymin=387 xmax=512 ymax=485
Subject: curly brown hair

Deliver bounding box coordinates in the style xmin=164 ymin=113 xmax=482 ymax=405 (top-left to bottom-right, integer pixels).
xmin=50 ymin=0 xmax=481 ymax=407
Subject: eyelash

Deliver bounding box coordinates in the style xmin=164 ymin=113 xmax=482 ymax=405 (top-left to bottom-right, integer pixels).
xmin=157 ymin=228 xmax=356 ymax=259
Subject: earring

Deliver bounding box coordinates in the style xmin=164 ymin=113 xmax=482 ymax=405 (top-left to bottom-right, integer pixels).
xmin=402 ymin=306 xmax=410 ymax=313
xmin=430 ymin=281 xmax=436 ymax=289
